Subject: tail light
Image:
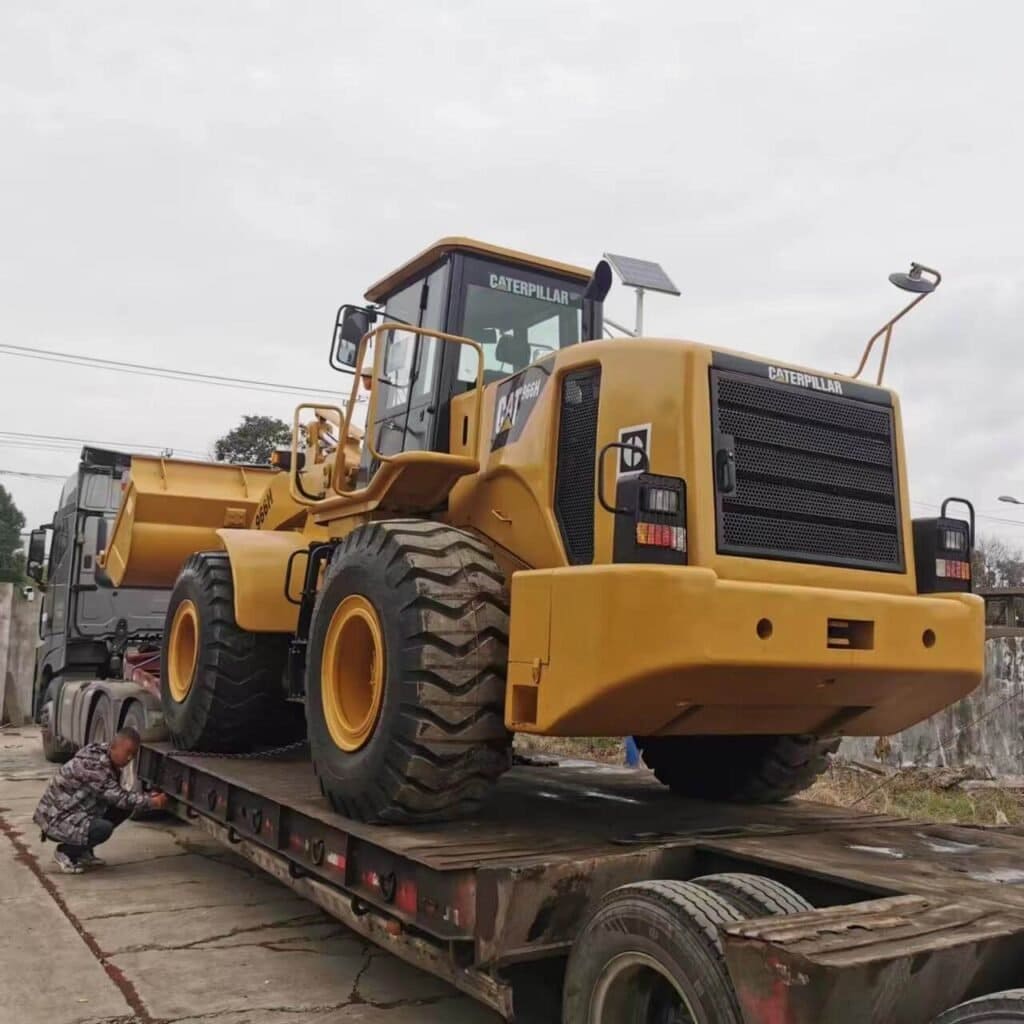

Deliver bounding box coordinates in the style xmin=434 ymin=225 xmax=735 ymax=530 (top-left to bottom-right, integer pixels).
xmin=913 ymin=497 xmax=974 ymax=593
xmin=614 ymin=475 xmax=687 ymax=565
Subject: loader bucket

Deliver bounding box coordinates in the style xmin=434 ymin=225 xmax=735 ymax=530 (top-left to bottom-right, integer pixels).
xmin=100 ymin=456 xmax=277 ymax=588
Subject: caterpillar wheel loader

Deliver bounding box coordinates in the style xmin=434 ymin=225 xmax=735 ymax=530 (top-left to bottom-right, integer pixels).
xmin=101 ymin=238 xmax=985 ymax=823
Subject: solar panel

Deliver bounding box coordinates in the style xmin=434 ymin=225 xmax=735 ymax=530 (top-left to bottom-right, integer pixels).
xmin=603 ymin=253 xmax=680 ymax=295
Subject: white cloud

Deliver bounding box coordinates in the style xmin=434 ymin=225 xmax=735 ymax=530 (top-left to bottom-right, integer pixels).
xmin=1 ymin=0 xmax=1022 ymax=544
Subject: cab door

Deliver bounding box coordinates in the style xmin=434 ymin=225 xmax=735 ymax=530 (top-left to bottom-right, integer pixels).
xmin=365 ymin=262 xmax=451 ymax=464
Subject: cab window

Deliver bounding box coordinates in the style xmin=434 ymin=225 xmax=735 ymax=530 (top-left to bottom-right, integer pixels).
xmin=456 ymin=258 xmax=584 ymax=384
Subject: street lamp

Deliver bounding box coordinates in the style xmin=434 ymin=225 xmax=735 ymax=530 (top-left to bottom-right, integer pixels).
xmin=849 ymin=262 xmax=942 ymax=386
xmin=999 ymin=495 xmax=1023 ymax=506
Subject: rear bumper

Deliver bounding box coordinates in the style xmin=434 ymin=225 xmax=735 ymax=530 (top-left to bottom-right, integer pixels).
xmin=505 ymin=565 xmax=985 ymax=737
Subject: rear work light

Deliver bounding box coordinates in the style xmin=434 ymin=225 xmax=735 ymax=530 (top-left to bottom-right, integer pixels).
xmin=912 ymin=497 xmax=975 ymax=594
xmin=597 ymin=442 xmax=687 ymax=564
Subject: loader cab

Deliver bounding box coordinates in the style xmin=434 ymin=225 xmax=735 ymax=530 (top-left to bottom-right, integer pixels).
xmin=352 ymin=238 xmax=598 ymax=470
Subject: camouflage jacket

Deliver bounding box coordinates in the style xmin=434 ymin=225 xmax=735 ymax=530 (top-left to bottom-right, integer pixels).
xmin=33 ymin=742 xmax=151 ymax=845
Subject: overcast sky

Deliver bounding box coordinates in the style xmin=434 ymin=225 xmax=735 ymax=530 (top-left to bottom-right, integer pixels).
xmin=2 ymin=1 xmax=1023 ymax=544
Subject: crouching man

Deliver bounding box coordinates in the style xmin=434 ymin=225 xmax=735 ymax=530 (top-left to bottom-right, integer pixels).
xmin=34 ymin=726 xmax=169 ymax=873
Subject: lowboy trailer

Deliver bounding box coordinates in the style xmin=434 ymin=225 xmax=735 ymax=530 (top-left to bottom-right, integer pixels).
xmin=138 ymin=741 xmax=1024 ymax=1024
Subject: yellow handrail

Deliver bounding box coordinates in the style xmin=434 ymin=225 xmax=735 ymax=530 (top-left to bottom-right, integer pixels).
xmin=331 ymin=323 xmax=485 ymax=495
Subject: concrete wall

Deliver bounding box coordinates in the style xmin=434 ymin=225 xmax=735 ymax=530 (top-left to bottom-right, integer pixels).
xmin=0 ymin=583 xmax=39 ymax=725
xmin=841 ymin=636 xmax=1024 ymax=774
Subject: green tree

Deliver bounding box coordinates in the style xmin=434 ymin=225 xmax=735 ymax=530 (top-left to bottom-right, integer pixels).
xmin=213 ymin=415 xmax=291 ymax=465
xmin=0 ymin=483 xmax=26 ymax=583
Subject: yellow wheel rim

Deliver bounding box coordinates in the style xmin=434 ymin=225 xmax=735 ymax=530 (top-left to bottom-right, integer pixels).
xmin=168 ymin=600 xmax=199 ymax=703
xmin=321 ymin=595 xmax=385 ymax=752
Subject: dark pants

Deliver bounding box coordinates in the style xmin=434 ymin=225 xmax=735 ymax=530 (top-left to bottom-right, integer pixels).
xmin=57 ymin=805 xmax=131 ymax=862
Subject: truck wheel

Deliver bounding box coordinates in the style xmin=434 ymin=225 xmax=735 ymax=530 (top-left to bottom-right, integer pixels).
xmin=638 ymin=734 xmax=839 ymax=803
xmin=933 ymin=991 xmax=1024 ymax=1022
xmin=563 ymin=880 xmax=744 ymax=1024
xmin=87 ymin=695 xmax=113 ymax=744
xmin=693 ymin=873 xmax=812 ymax=917
xmin=40 ymin=682 xmax=75 ymax=763
xmin=118 ymin=702 xmax=164 ymax=818
xmin=306 ymin=521 xmax=511 ymax=823
xmin=161 ymin=552 xmax=290 ymax=752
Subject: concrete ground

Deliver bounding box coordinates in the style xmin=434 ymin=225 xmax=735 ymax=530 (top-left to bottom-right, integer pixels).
xmin=0 ymin=727 xmax=505 ymax=1024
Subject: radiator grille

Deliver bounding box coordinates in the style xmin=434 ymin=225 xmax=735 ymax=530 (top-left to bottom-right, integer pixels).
xmin=711 ymin=368 xmax=903 ymax=571
xmin=555 ymin=367 xmax=601 ymax=564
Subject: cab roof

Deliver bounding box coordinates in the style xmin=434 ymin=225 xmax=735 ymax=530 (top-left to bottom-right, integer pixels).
xmin=364 ymin=236 xmax=592 ymax=303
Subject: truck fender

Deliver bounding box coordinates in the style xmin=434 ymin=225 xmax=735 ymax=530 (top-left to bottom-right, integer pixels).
xmin=105 ymin=682 xmax=166 ymax=743
xmin=56 ymin=679 xmax=95 ymax=744
xmin=215 ymin=529 xmax=306 ymax=633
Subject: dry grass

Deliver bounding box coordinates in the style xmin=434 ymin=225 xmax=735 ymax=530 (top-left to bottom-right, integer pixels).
xmin=515 ymin=736 xmax=1024 ymax=827
xmin=514 ymin=734 xmax=628 ymax=765
xmin=803 ymin=762 xmax=1024 ymax=826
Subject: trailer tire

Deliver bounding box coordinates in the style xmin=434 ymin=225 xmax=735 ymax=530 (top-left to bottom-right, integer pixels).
xmin=933 ymin=990 xmax=1024 ymax=1022
xmin=693 ymin=873 xmax=813 ymax=918
xmin=638 ymin=734 xmax=839 ymax=803
xmin=161 ymin=552 xmax=290 ymax=752
xmin=306 ymin=521 xmax=511 ymax=824
xmin=563 ymin=879 xmax=745 ymax=1024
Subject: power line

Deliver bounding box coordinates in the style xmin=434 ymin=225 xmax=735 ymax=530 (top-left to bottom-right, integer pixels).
xmin=0 ymin=342 xmax=347 ymax=399
xmin=0 ymin=468 xmax=67 ymax=480
xmin=0 ymin=430 xmax=208 ymax=459
xmin=913 ymin=499 xmax=1024 ymax=531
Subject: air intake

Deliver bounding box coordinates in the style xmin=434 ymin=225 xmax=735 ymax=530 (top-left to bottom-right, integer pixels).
xmin=555 ymin=367 xmax=602 ymax=564
xmin=710 ymin=359 xmax=903 ymax=572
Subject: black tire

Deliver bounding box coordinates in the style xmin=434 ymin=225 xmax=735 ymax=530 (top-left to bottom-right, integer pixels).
xmin=638 ymin=734 xmax=839 ymax=803
xmin=40 ymin=681 xmax=75 ymax=763
xmin=933 ymin=991 xmax=1024 ymax=1023
xmin=306 ymin=520 xmax=511 ymax=823
xmin=119 ymin=701 xmax=164 ymax=819
xmin=693 ymin=873 xmax=813 ymax=918
xmin=563 ymin=879 xmax=745 ymax=1024
xmin=161 ymin=552 xmax=290 ymax=752
xmin=87 ymin=695 xmax=113 ymax=745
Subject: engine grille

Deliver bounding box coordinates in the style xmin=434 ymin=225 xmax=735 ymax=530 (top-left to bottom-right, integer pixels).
xmin=555 ymin=367 xmax=601 ymax=564
xmin=711 ymin=368 xmax=903 ymax=571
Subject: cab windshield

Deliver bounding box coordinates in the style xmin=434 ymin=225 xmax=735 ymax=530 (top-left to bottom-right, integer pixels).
xmin=456 ymin=258 xmax=584 ymax=383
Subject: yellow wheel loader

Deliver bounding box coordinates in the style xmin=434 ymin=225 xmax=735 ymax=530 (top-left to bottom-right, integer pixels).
xmin=102 ymin=238 xmax=984 ymax=823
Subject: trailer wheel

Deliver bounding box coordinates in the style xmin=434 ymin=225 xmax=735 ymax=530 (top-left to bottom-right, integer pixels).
xmin=563 ymin=880 xmax=745 ymax=1024
xmin=161 ymin=552 xmax=290 ymax=752
xmin=306 ymin=521 xmax=511 ymax=823
xmin=40 ymin=681 xmax=75 ymax=763
xmin=933 ymin=990 xmax=1024 ymax=1022
xmin=638 ymin=734 xmax=839 ymax=803
xmin=693 ymin=873 xmax=813 ymax=918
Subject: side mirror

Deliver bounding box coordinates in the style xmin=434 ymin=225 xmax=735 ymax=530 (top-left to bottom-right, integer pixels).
xmin=330 ymin=305 xmax=377 ymax=372
xmin=27 ymin=528 xmax=47 ymax=583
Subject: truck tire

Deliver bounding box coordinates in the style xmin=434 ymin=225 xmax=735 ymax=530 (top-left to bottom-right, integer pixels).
xmin=87 ymin=695 xmax=113 ymax=745
xmin=933 ymin=991 xmax=1024 ymax=1022
xmin=161 ymin=552 xmax=290 ymax=752
xmin=693 ymin=873 xmax=813 ymax=918
xmin=563 ymin=879 xmax=745 ymax=1024
xmin=116 ymin=702 xmax=164 ymax=819
xmin=306 ymin=520 xmax=511 ymax=823
xmin=40 ymin=681 xmax=75 ymax=763
xmin=638 ymin=734 xmax=839 ymax=803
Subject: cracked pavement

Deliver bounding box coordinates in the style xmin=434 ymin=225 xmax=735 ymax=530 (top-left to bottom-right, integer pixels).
xmin=0 ymin=728 xmax=504 ymax=1024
